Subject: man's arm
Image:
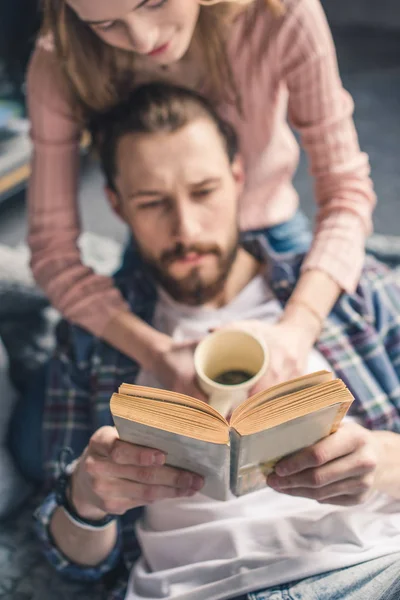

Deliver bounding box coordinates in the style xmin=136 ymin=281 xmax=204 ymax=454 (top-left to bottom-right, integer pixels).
xmin=34 ymin=320 xmax=124 ymax=580
xmin=48 ymin=427 xmax=204 ymax=567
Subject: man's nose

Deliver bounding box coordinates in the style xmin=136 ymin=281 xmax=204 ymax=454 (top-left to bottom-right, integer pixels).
xmin=173 ymin=204 xmax=203 ymax=244
xmin=124 ymin=14 xmax=158 ymax=55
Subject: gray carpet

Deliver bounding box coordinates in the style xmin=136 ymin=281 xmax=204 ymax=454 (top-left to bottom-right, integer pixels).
xmin=0 ymin=497 xmax=105 ymax=600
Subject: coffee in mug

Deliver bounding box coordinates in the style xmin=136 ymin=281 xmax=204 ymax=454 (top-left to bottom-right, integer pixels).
xmin=194 ymin=329 xmax=269 ymax=417
xmin=212 ymin=369 xmax=255 ymax=386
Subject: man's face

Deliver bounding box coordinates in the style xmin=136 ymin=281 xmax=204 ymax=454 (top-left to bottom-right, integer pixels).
xmin=110 ymin=117 xmax=243 ymax=305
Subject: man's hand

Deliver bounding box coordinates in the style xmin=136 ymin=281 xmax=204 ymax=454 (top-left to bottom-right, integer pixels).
xmin=267 ymin=422 xmax=380 ymax=506
xmin=152 ymin=338 xmax=208 ymax=401
xmin=71 ymin=427 xmax=204 ymax=519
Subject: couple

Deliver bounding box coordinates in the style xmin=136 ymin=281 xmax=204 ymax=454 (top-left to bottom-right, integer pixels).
xmin=34 ymin=82 xmax=400 ymax=600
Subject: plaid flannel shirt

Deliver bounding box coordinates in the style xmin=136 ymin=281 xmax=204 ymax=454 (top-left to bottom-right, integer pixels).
xmin=34 ymin=235 xmax=400 ymax=600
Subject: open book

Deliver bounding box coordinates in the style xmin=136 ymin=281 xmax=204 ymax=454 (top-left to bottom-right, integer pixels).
xmin=110 ymin=371 xmax=354 ymax=501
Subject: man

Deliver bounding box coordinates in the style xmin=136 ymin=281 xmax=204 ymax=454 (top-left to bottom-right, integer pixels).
xmin=35 ymin=83 xmax=400 ymax=600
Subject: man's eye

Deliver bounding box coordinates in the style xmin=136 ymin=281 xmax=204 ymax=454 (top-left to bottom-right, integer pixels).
xmin=138 ymin=200 xmax=164 ymax=210
xmin=193 ymin=188 xmax=215 ymax=198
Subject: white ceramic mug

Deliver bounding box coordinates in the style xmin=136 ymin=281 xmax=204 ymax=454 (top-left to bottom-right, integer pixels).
xmin=194 ymin=329 xmax=269 ymax=417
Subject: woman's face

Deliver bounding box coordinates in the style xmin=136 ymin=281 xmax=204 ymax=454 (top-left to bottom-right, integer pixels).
xmin=66 ymin=0 xmax=201 ymax=64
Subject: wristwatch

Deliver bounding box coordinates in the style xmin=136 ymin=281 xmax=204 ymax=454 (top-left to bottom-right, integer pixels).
xmin=54 ymin=447 xmax=116 ymax=531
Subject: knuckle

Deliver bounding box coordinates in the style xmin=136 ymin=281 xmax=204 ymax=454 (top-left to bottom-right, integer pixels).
xmin=111 ymin=442 xmax=125 ymax=464
xmin=354 ymin=491 xmax=370 ymax=505
xmin=142 ymin=485 xmax=159 ymax=504
xmin=309 ymin=447 xmax=328 ymax=467
xmin=309 ymin=470 xmax=326 ymax=488
xmin=136 ymin=467 xmax=156 ymax=485
xmin=357 ymin=479 xmax=370 ymax=493
xmin=358 ymin=474 xmax=374 ymax=492
xmin=359 ymin=451 xmax=378 ymax=472
xmin=91 ymin=478 xmax=106 ymax=498
xmin=84 ymin=455 xmax=100 ymax=476
xmin=97 ymin=496 xmax=109 ymax=512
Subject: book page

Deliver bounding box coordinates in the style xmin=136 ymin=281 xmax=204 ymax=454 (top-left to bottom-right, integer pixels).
xmin=119 ymin=384 xmax=227 ymax=423
xmin=113 ymin=415 xmax=232 ymax=501
xmin=231 ymin=404 xmax=343 ymax=496
xmin=232 ymin=370 xmax=333 ymax=422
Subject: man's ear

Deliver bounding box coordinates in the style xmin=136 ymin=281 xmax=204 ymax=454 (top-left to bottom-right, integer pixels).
xmin=231 ymin=155 xmax=245 ymax=195
xmin=105 ymin=186 xmax=125 ymax=221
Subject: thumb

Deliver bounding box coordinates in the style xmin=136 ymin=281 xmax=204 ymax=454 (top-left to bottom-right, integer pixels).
xmin=89 ymin=426 xmax=119 ymax=458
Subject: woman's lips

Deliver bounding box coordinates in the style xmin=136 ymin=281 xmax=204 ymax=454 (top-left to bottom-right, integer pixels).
xmin=147 ymin=42 xmax=170 ymax=57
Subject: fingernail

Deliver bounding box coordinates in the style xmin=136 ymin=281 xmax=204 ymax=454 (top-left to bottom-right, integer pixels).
xmin=177 ymin=473 xmax=194 ymax=489
xmin=190 ymin=475 xmax=204 ymax=491
xmin=152 ymin=452 xmax=166 ymax=466
xmin=275 ymin=465 xmax=288 ymax=476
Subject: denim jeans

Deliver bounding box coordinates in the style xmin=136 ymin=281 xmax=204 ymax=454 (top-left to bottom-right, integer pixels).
xmin=231 ymin=553 xmax=400 ymax=600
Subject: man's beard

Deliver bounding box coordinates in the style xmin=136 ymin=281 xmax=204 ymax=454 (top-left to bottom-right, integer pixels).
xmin=140 ymin=232 xmax=239 ymax=306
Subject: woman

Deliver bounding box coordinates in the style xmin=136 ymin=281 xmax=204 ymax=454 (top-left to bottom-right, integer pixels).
xmin=27 ymin=0 xmax=375 ymax=395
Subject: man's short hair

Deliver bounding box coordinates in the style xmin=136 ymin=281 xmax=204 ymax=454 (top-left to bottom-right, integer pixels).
xmin=90 ymin=82 xmax=239 ymax=193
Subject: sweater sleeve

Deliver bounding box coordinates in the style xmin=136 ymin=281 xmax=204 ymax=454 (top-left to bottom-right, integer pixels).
xmin=277 ymin=0 xmax=376 ymax=293
xmin=26 ymin=45 xmax=130 ymax=336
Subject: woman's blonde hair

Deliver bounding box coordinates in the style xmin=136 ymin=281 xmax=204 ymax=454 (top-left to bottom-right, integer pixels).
xmin=41 ymin=0 xmax=284 ymax=119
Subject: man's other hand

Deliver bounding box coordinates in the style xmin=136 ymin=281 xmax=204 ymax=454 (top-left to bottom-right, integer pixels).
xmin=267 ymin=422 xmax=379 ymax=506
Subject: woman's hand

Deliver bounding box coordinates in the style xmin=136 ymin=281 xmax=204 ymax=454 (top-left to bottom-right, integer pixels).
xmin=71 ymin=427 xmax=204 ymax=520
xmin=151 ymin=338 xmax=208 ymax=401
xmin=218 ymin=312 xmax=319 ymax=392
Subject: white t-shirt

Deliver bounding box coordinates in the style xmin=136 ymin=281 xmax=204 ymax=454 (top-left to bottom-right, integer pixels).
xmin=127 ymin=275 xmax=400 ymax=600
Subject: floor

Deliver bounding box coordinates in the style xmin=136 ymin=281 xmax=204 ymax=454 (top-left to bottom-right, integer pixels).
xmin=0 ymin=24 xmax=399 ymax=248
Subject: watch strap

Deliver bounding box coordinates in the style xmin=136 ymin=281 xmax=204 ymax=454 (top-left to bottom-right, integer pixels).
xmin=55 ymin=447 xmax=116 ymax=531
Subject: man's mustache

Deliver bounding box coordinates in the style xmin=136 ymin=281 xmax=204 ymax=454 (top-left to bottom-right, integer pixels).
xmin=161 ymin=243 xmax=221 ymax=266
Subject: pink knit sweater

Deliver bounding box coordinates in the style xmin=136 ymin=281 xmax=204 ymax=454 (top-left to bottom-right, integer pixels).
xmin=26 ymin=0 xmax=376 ymax=336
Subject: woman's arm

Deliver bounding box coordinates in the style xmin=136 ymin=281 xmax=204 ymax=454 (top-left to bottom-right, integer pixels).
xmin=27 ymin=45 xmax=131 ymax=336
xmin=275 ymin=0 xmax=376 ymax=334
xmin=27 ymin=46 xmax=186 ymax=376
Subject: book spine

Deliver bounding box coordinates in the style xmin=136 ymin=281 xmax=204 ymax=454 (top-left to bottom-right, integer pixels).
xmin=229 ymin=429 xmax=242 ymax=494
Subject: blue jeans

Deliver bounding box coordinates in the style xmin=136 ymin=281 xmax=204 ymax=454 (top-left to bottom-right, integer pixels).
xmin=8 ymin=211 xmax=312 ymax=483
xmin=232 ymin=553 xmax=400 ymax=600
